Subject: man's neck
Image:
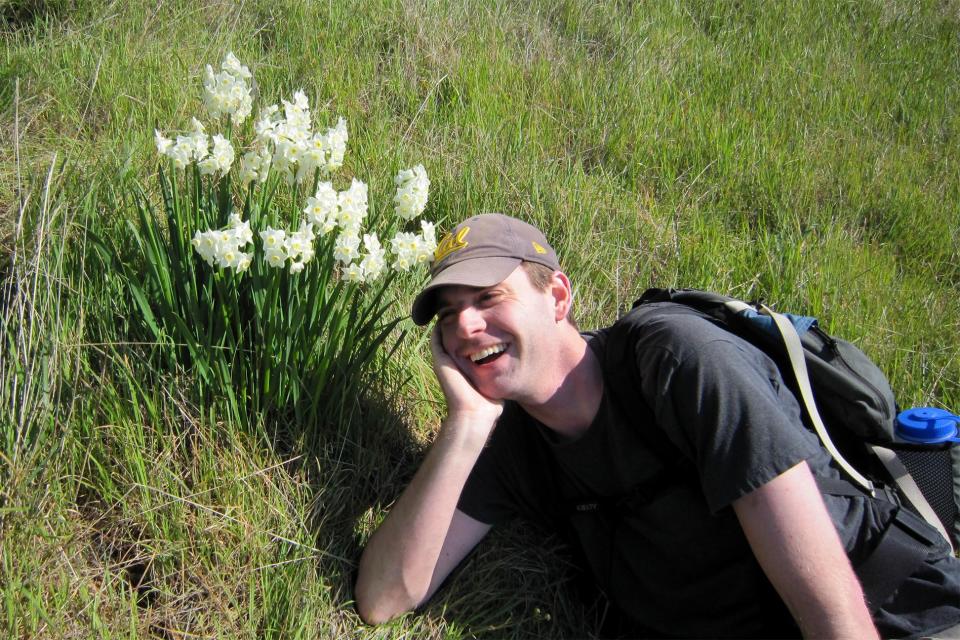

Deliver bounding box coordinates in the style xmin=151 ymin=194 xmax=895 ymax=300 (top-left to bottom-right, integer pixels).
xmin=518 ymin=328 xmax=603 ymax=441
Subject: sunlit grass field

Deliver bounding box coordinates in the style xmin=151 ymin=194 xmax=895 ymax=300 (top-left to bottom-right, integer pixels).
xmin=2 ymin=0 xmax=959 ymax=637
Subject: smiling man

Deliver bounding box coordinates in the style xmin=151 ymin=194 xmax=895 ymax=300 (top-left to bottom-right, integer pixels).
xmin=354 ymin=213 xmax=960 ymax=638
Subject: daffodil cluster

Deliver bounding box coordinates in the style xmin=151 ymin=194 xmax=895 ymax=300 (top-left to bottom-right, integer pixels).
xmin=191 ymin=213 xmax=254 ymax=272
xmin=394 ymin=165 xmax=430 ymax=221
xmin=389 ymin=221 xmax=437 ymax=271
xmin=155 ymin=52 xmax=251 ymax=173
xmin=155 ymin=118 xmax=235 ymax=175
xmin=202 ymin=52 xmax=254 ymax=125
xmin=340 ymin=233 xmax=386 ymax=283
xmin=133 ymin=53 xmax=451 ymax=427
xmin=244 ymin=91 xmax=348 ymax=186
xmin=157 ymin=53 xmax=439 ymax=285
xmin=260 ymin=221 xmax=316 ymax=273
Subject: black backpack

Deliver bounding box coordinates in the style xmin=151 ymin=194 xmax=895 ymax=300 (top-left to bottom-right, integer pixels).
xmin=630 ymin=289 xmax=955 ymax=535
xmin=569 ymin=288 xmax=955 ymax=609
xmin=633 ymin=288 xmax=896 ymax=488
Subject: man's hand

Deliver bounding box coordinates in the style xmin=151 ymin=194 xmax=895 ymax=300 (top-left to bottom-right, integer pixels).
xmin=431 ymin=326 xmax=504 ymax=426
xmin=733 ymin=461 xmax=879 ymax=640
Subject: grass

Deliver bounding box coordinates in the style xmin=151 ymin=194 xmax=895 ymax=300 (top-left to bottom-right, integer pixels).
xmin=2 ymin=0 xmax=959 ymax=637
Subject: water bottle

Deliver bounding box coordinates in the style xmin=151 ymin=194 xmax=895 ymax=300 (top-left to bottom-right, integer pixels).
xmin=895 ymin=407 xmax=960 ymax=445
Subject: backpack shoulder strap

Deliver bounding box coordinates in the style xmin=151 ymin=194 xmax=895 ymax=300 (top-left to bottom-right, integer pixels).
xmin=761 ymin=303 xmax=876 ymax=494
xmin=757 ymin=302 xmax=951 ymax=549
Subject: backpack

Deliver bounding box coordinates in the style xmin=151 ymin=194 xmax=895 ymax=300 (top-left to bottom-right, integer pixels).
xmin=566 ymin=288 xmax=955 ymax=610
xmin=629 ymin=288 xmax=954 ymax=546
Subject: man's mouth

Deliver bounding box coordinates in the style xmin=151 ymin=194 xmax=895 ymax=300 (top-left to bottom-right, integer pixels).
xmin=469 ymin=343 xmax=508 ymax=365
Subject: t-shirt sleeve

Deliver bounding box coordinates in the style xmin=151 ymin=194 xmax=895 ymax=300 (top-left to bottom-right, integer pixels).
xmin=623 ymin=308 xmax=823 ymax=512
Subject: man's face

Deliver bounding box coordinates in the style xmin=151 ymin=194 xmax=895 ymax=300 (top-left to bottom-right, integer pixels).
xmin=435 ymin=266 xmax=561 ymax=403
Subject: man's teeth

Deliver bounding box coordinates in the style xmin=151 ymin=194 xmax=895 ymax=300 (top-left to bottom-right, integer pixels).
xmin=469 ymin=344 xmax=507 ymax=362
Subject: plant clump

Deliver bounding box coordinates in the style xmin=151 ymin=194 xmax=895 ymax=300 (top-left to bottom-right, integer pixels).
xmin=118 ymin=52 xmax=438 ymax=428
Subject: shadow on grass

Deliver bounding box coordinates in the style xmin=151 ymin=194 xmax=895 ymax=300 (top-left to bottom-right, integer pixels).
xmin=280 ymin=384 xmax=607 ymax=639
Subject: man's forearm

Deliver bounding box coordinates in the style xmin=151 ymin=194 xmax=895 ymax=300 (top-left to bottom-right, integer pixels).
xmin=733 ymin=462 xmax=879 ymax=639
xmin=355 ymin=413 xmax=493 ymax=624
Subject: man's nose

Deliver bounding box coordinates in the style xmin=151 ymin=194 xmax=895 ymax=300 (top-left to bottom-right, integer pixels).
xmin=455 ymin=306 xmax=485 ymax=337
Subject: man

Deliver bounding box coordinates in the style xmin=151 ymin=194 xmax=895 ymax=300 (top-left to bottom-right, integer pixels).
xmin=355 ymin=213 xmax=960 ymax=638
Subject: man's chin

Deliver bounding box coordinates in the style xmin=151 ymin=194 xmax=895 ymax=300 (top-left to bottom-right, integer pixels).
xmin=467 ymin=364 xmax=518 ymax=402
xmin=470 ymin=380 xmax=511 ymax=403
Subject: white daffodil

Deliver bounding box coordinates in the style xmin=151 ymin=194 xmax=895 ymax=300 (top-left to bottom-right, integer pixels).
xmin=360 ymin=249 xmax=387 ymax=281
xmin=255 ymin=104 xmax=280 ymax=140
xmin=333 ymin=232 xmax=360 ymax=265
xmin=357 ymin=232 xmax=388 ymax=282
xmin=393 ymin=253 xmax=412 ymax=272
xmin=203 ymin=53 xmax=254 ymax=125
xmin=199 ymin=134 xmax=234 ymax=176
xmin=239 ymin=147 xmax=271 ymax=185
xmin=297 ymin=133 xmax=328 ymax=178
xmin=304 ymin=181 xmax=338 ymax=229
xmin=420 ymin=220 xmax=437 ymax=254
xmin=192 ymin=230 xmax=218 ymax=266
xmin=393 ymin=164 xmax=430 ymax=220
xmin=186 ymin=118 xmax=209 ymax=161
xmin=198 ymin=156 xmax=218 ymax=175
xmin=221 ymin=51 xmax=252 ymax=79
xmin=191 ymin=216 xmax=255 ymax=273
xmin=211 ymin=134 xmax=235 ymax=173
xmin=284 ymin=236 xmax=304 ymax=256
xmin=390 ymin=230 xmax=424 ymax=271
xmin=343 ymin=262 xmax=365 ymax=283
xmin=168 ymin=136 xmax=195 ymax=169
xmin=279 ymin=91 xmax=311 ymax=143
xmin=363 ymin=233 xmax=381 ymax=254
xmin=284 ymin=221 xmax=315 ymax=262
xmin=414 ymin=242 xmax=432 ymax=264
xmin=155 ymin=130 xmax=173 ymax=155
xmin=264 ymin=248 xmax=287 ymax=268
xmin=228 ymin=215 xmax=253 ymax=246
xmin=192 ymin=140 xmax=210 ymax=164
xmin=218 ymin=246 xmax=239 ymax=269
xmin=260 ymin=227 xmax=286 ymax=251
xmin=337 ymin=179 xmax=368 ymax=231
xmin=319 ymin=217 xmax=337 ymax=236
xmin=336 ymin=208 xmax=362 ymax=234
xmin=325 ymin=117 xmax=348 ymax=171
xmin=249 ymin=87 xmax=349 ymax=186
xmin=236 ymin=253 xmax=253 ymax=273
xmin=390 ymin=231 xmax=419 ymax=254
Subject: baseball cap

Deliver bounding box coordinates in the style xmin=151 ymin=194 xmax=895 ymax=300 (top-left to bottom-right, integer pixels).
xmin=410 ymin=213 xmax=560 ymax=325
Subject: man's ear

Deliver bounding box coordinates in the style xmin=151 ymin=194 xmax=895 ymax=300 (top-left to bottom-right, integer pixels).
xmin=549 ymin=271 xmax=574 ymax=322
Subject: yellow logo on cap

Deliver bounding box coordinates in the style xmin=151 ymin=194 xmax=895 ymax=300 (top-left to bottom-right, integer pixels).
xmin=434 ymin=226 xmax=470 ymax=262
xmin=531 ymin=241 xmax=547 ymax=254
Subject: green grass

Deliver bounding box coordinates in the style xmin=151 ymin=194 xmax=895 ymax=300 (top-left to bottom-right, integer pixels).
xmin=2 ymin=0 xmax=959 ymax=637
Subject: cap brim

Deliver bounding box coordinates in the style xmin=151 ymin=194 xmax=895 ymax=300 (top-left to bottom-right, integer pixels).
xmin=411 ymin=257 xmax=522 ymax=325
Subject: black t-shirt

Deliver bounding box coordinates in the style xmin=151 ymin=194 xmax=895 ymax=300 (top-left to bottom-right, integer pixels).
xmin=457 ymin=303 xmax=960 ymax=638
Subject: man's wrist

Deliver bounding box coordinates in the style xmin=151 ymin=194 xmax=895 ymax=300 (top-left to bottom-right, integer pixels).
xmin=441 ymin=410 xmax=500 ymax=451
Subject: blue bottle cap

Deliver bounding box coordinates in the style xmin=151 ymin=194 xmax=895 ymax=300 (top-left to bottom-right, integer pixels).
xmin=895 ymin=407 xmax=960 ymax=444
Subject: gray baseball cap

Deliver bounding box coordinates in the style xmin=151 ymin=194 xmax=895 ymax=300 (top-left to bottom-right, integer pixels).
xmin=411 ymin=213 xmax=560 ymax=325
